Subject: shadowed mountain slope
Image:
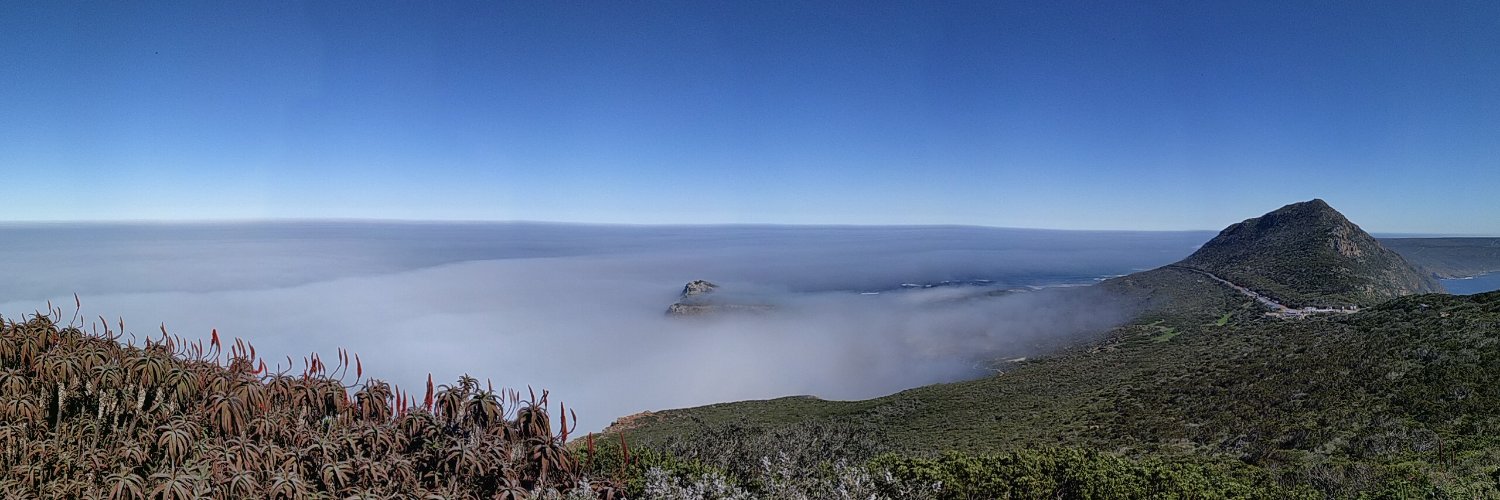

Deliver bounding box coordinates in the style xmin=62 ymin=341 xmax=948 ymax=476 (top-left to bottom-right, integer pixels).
xmin=1177 ymin=199 xmax=1442 ymax=308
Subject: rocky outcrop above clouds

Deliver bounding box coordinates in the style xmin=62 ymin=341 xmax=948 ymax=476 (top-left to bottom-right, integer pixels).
xmin=665 ymin=280 xmax=773 ymax=316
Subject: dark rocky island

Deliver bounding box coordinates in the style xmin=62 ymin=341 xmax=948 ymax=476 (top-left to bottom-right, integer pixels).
xmin=664 ymin=280 xmax=773 ymax=316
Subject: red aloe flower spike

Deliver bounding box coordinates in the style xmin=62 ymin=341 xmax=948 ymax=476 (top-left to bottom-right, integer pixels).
xmin=558 ymin=403 xmax=570 ymax=442
xmin=211 ymin=328 xmax=220 ymax=350
xmin=586 ymin=433 xmax=595 ymax=469
xmin=355 ymin=354 xmax=362 ymax=379
xmin=620 ymin=433 xmax=631 ymax=476
xmin=424 ymin=374 xmax=435 ymax=412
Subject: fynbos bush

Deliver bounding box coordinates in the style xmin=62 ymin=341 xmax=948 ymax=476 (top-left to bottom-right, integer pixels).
xmin=0 ymin=309 xmax=619 ymax=498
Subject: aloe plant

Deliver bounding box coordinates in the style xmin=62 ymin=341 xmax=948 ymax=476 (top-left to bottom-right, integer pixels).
xmin=0 ymin=309 xmax=614 ymax=498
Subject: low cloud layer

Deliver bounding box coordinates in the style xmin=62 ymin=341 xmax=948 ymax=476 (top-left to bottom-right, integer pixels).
xmin=0 ymin=223 xmax=1207 ymax=431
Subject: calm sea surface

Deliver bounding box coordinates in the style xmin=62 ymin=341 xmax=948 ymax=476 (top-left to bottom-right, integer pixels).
xmin=1442 ymin=273 xmax=1500 ymax=295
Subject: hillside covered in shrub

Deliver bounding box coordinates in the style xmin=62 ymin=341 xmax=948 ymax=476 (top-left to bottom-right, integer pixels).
xmin=0 ymin=310 xmax=617 ymax=499
xmin=602 ymin=201 xmax=1500 ymax=497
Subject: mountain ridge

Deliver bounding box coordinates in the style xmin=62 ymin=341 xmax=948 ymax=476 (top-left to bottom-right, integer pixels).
xmin=1177 ymin=199 xmax=1443 ymax=308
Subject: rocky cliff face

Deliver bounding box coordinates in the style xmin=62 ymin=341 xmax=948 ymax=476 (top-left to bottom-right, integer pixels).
xmin=665 ymin=280 xmax=773 ymax=316
xmin=1178 ymin=199 xmax=1443 ymax=308
xmin=680 ymin=280 xmax=718 ymax=299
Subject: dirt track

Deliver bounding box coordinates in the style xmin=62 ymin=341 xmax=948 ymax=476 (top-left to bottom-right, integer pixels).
xmin=1167 ymin=265 xmax=1359 ymax=318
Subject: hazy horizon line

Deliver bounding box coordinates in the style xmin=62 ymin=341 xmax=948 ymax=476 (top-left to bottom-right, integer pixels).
xmin=0 ymin=217 xmax=1220 ymax=233
xmin=3 ymin=217 xmax=1497 ymax=238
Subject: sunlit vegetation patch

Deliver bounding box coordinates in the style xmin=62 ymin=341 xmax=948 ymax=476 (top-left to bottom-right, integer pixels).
xmin=580 ymin=420 xmax=1313 ymax=499
xmin=611 ymin=289 xmax=1500 ymax=496
xmin=0 ymin=307 xmax=619 ymax=498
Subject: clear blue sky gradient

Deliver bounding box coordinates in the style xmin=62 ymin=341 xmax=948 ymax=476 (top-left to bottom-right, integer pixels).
xmin=2 ymin=1 xmax=1497 ymax=232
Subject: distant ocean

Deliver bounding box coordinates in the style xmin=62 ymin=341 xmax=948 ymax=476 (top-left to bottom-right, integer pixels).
xmin=0 ymin=222 xmax=1217 ymax=302
xmin=1442 ymin=273 xmax=1500 ymax=295
xmin=5 ymin=222 xmax=1493 ymax=431
xmin=0 ymin=222 xmax=1217 ymax=432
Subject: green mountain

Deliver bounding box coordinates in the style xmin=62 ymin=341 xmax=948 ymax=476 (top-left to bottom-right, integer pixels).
xmin=602 ymin=201 xmax=1500 ymax=497
xmin=1177 ymin=199 xmax=1443 ymax=308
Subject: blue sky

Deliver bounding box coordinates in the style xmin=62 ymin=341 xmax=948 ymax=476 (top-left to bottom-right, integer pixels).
xmin=2 ymin=1 xmax=1497 ymax=232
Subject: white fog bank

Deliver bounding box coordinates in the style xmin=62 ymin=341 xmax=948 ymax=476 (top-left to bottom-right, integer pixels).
xmin=0 ymin=223 xmax=1209 ymax=431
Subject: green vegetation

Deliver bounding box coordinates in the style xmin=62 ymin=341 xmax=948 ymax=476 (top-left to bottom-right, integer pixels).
xmin=1150 ymin=326 xmax=1179 ymax=343
xmin=0 ymin=310 xmax=615 ymax=498
xmin=596 ymin=203 xmax=1500 ymax=497
xmin=1178 ymin=199 xmax=1443 ymax=308
xmin=610 ymin=286 xmax=1500 ymax=497
xmin=870 ymin=448 xmax=1316 ymax=499
xmin=600 ymin=202 xmax=1500 ymax=497
xmin=586 ymin=420 xmax=1314 ymax=499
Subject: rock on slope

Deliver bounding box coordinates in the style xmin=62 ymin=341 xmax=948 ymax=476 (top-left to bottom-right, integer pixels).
xmin=1177 ymin=199 xmax=1442 ymax=308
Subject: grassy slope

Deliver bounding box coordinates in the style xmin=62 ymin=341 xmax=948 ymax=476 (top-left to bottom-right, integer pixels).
xmin=613 ymin=270 xmax=1500 ymax=493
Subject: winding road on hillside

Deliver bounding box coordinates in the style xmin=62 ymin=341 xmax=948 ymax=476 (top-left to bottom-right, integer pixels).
xmin=1165 ymin=265 xmax=1359 ymax=318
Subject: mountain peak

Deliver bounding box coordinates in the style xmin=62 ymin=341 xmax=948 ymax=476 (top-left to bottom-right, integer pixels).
xmin=1179 ymin=199 xmax=1442 ymax=307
